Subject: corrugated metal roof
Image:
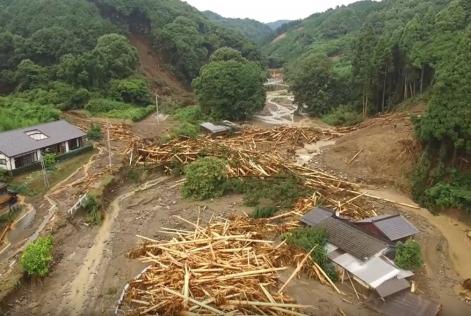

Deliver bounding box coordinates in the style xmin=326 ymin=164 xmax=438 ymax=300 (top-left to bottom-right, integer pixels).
xmin=374 ymin=215 xmax=419 ymax=241
xmin=357 ymin=214 xmax=394 ymax=223
xmin=0 ymin=120 xmax=85 ymax=157
xmin=333 ymin=253 xmax=401 ymax=288
xmin=200 ymin=122 xmax=230 ymax=134
xmin=318 ymin=217 xmax=388 ymax=260
xmin=367 ymin=292 xmax=441 ymax=316
xmin=300 ymin=207 xmax=333 ymax=226
xmin=375 ymin=278 xmax=410 ymax=298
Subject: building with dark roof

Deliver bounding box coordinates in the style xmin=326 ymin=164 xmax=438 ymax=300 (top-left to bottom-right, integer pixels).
xmin=318 ymin=217 xmax=389 ymax=260
xmin=301 ymin=207 xmax=415 ymax=298
xmin=0 ymin=120 xmax=86 ymax=171
xmin=367 ymin=291 xmax=441 ymax=316
xmin=300 ymin=207 xmax=334 ymax=226
xmin=355 ymin=214 xmax=419 ymax=243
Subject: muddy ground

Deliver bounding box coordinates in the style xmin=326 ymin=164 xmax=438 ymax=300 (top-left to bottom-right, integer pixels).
xmin=1 ymin=98 xmax=470 ymax=315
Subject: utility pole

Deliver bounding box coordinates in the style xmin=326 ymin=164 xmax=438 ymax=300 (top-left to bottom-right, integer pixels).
xmin=107 ymin=122 xmax=112 ymax=171
xmin=155 ymin=94 xmax=160 ymax=127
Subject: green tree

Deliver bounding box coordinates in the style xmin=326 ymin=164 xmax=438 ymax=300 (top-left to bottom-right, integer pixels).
xmin=14 ymin=59 xmax=49 ymax=90
xmin=110 ymin=78 xmax=151 ymax=105
xmin=20 ymin=235 xmax=54 ymax=277
xmin=192 ymin=53 xmax=265 ymax=121
xmin=182 ymin=157 xmax=228 ymax=200
xmin=160 ymin=16 xmax=208 ymax=83
xmin=42 ymin=153 xmax=57 ymax=171
xmin=92 ymin=34 xmax=138 ymax=80
xmin=288 ymin=54 xmax=341 ymax=116
xmin=352 ymin=25 xmax=376 ymax=117
xmin=395 ymin=239 xmax=423 ymax=270
xmin=209 ymin=47 xmax=246 ymax=63
xmin=415 ymin=29 xmax=471 ymax=158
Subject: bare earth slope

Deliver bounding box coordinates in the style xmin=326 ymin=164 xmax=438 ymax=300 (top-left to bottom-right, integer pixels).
xmin=128 ymin=34 xmax=194 ymax=104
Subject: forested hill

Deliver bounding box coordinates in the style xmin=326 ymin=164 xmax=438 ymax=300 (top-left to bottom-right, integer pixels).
xmin=266 ymin=20 xmax=292 ymax=31
xmin=0 ymin=0 xmax=262 ymax=131
xmin=203 ymin=11 xmax=274 ymax=45
xmin=263 ymin=0 xmax=377 ymax=67
xmin=266 ymin=0 xmax=470 ymax=212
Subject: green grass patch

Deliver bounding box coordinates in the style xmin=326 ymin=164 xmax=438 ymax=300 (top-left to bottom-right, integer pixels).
xmin=250 ymin=206 xmax=278 ymax=219
xmin=85 ymin=98 xmax=154 ymax=122
xmin=10 ymin=149 xmax=95 ymax=199
xmin=0 ymin=96 xmax=60 ymax=131
xmin=170 ymin=105 xmax=210 ymax=139
xmin=228 ymin=176 xmax=307 ymax=209
xmin=321 ymin=105 xmax=363 ymax=127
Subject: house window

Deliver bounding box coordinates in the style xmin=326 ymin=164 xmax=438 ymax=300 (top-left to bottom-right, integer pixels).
xmin=0 ymin=159 xmax=6 ymax=165
xmin=25 ymin=129 xmax=49 ymax=140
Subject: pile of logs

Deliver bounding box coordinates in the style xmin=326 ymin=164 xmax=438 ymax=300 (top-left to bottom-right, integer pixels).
xmin=130 ymin=127 xmax=378 ymax=219
xmin=117 ymin=215 xmax=319 ymax=316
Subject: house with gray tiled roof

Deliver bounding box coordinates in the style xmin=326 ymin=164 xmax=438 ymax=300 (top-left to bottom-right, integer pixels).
xmin=0 ymin=120 xmax=86 ymax=172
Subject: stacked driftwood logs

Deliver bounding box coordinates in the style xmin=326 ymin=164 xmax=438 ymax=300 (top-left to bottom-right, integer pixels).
xmin=117 ymin=215 xmax=341 ymax=316
xmin=130 ymin=126 xmax=377 ymax=219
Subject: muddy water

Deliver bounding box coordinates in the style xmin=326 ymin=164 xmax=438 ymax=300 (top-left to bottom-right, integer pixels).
xmin=296 ymin=139 xmax=336 ymax=165
xmin=363 ymin=188 xmax=471 ymax=281
xmin=254 ymin=90 xmax=298 ymax=125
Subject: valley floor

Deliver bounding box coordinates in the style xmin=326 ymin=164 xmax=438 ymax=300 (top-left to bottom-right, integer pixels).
xmin=0 ymin=102 xmax=470 ymax=316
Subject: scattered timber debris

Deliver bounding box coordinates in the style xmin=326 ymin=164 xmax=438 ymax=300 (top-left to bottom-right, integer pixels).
xmin=130 ymin=126 xmax=380 ymax=219
xmin=116 ymin=215 xmax=332 ymax=315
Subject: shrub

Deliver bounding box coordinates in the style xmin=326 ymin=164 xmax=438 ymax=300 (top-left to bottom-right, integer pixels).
xmin=0 ymin=169 xmax=9 ymax=182
xmin=424 ymin=182 xmax=471 ymax=213
xmin=20 ymin=236 xmax=54 ymax=277
xmin=172 ymin=122 xmax=200 ymax=139
xmin=240 ymin=176 xmax=306 ymax=208
xmin=395 ymin=239 xmax=423 ymax=270
xmin=250 ymin=206 xmax=278 ymax=219
xmin=82 ymin=194 xmax=102 ymax=225
xmin=87 ymin=124 xmax=102 ymax=141
xmin=284 ymin=227 xmax=337 ymax=280
xmin=172 ymin=105 xmax=207 ymax=124
xmin=182 ymin=157 xmax=228 ymax=200
xmin=322 ymin=105 xmax=363 ymax=126
xmin=42 ymin=153 xmax=57 ymax=171
xmin=110 ymin=78 xmax=151 ymax=105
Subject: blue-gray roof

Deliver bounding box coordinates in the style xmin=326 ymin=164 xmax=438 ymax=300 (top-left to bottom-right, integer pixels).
xmin=0 ymin=120 xmax=85 ymax=157
xmin=358 ymin=214 xmax=419 ymax=241
xmin=300 ymin=207 xmax=334 ymax=226
xmin=374 ymin=215 xmax=419 ymax=241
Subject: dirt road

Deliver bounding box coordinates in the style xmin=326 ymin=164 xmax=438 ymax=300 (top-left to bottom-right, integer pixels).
xmin=60 ymin=177 xmax=170 ymax=315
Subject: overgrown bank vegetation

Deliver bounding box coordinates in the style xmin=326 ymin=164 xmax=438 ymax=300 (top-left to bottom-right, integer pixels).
xmin=267 ymin=0 xmax=470 ymax=214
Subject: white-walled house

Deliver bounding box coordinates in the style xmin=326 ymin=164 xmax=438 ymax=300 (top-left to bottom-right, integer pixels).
xmin=0 ymin=120 xmax=86 ymax=172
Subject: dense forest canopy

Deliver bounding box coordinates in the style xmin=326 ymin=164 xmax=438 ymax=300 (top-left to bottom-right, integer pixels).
xmin=0 ymin=0 xmax=263 ymax=130
xmin=203 ymin=11 xmax=274 ymax=46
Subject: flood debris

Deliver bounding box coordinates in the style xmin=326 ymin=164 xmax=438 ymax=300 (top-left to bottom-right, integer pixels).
xmin=116 ymin=215 xmax=324 ymax=315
